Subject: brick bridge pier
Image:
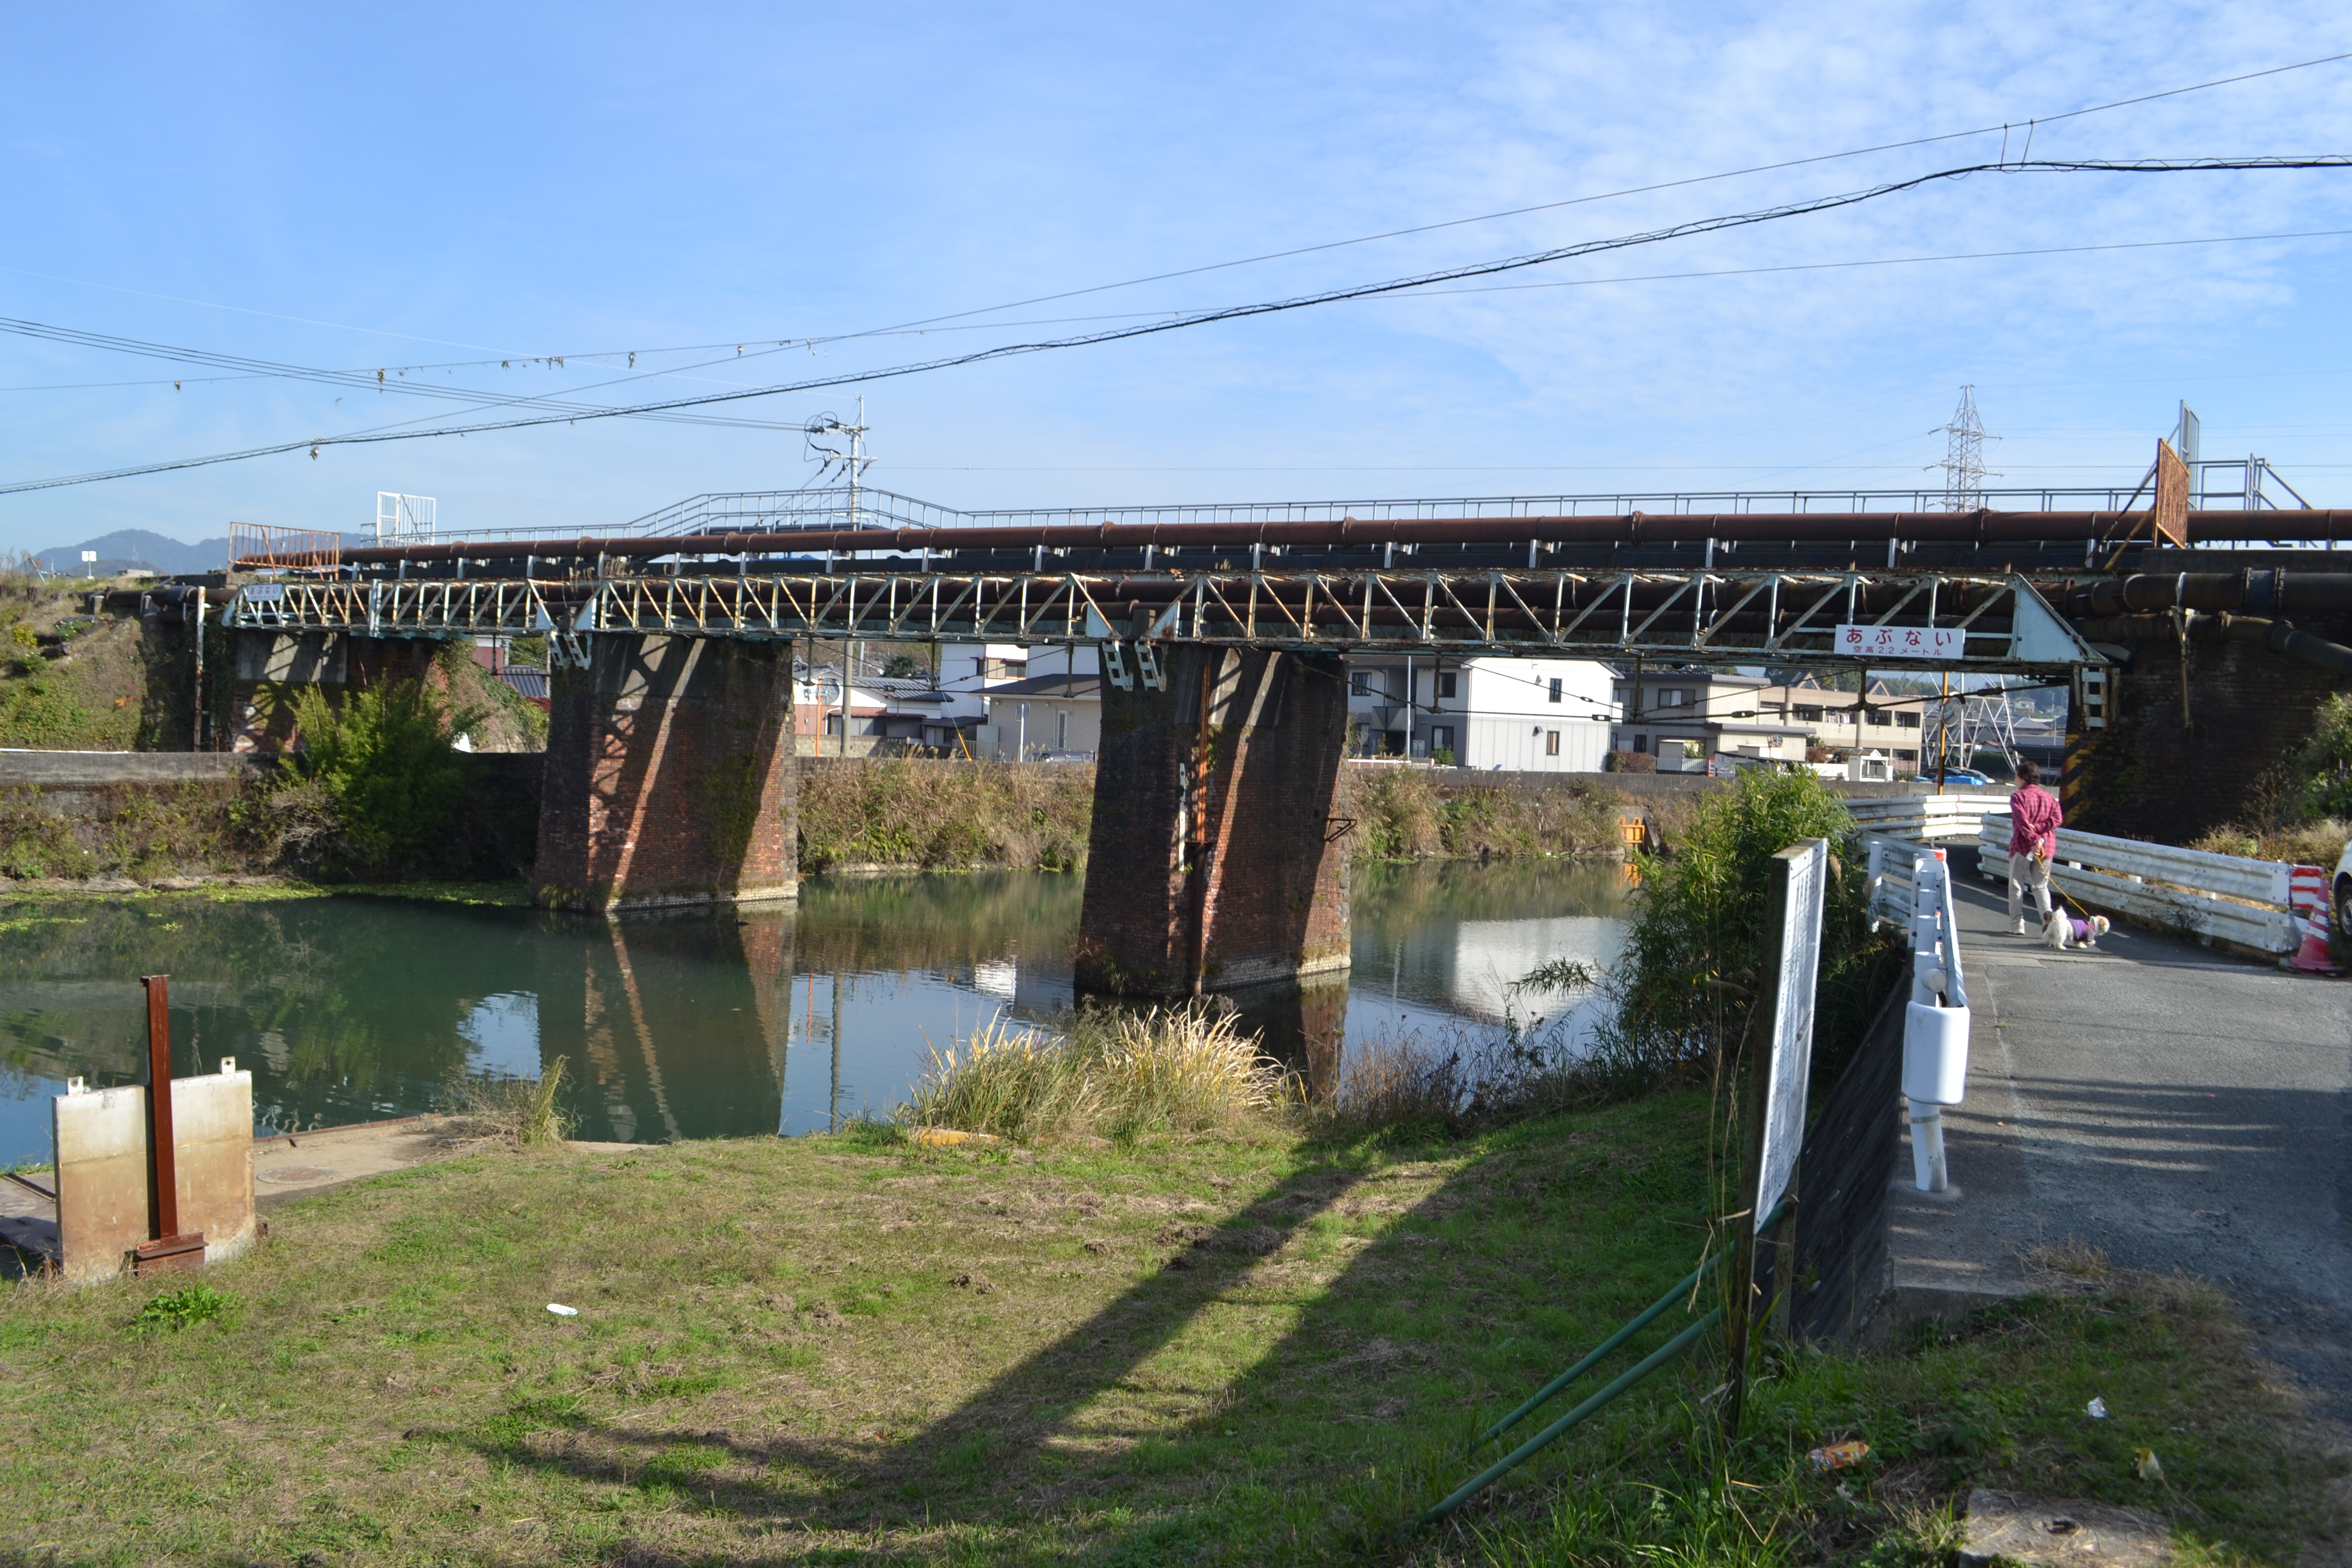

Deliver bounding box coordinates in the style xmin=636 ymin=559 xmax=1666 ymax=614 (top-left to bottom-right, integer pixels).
xmin=535 ymin=634 xmax=799 ymax=912
xmin=1074 ymin=646 xmax=1353 ymax=997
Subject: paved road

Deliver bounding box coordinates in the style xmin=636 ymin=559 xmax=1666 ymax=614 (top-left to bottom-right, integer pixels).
xmin=1891 ymin=857 xmax=2352 ymax=1419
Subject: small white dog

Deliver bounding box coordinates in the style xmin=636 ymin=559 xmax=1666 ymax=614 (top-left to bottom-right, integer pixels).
xmin=2040 ymin=909 xmax=2110 ymax=950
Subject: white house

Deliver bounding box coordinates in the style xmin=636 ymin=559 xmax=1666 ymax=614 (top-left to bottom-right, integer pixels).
xmin=944 ymin=643 xmax=1103 ymax=760
xmin=1344 ymin=655 xmax=1615 ymax=772
xmin=795 ymin=653 xmax=988 ymax=755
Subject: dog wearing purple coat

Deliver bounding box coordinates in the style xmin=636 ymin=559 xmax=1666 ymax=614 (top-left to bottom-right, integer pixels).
xmin=2040 ymin=909 xmax=2109 ymax=950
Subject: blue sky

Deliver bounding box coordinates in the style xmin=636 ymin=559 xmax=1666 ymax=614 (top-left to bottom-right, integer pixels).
xmin=4 ymin=2 xmax=2350 ymax=553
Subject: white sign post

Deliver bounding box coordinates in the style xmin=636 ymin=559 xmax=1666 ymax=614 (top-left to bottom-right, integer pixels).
xmin=1752 ymin=840 xmax=1828 ymax=1231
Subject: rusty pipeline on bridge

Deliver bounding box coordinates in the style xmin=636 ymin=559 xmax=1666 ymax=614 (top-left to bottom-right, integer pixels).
xmin=256 ymin=507 xmax=2352 ymax=572
xmin=2054 ymin=568 xmax=2352 ymax=618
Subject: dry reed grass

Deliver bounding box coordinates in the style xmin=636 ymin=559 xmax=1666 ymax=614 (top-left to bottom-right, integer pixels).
xmin=2189 ymin=817 xmax=2350 ymax=868
xmin=904 ymin=1005 xmax=1290 ymax=1142
xmin=1347 ymin=766 xmax=1623 ymax=862
xmin=2020 ymin=1235 xmax=2112 ymax=1280
xmin=443 ymin=1057 xmax=575 ymax=1148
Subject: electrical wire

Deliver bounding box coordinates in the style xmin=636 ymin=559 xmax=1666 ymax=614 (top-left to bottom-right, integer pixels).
xmin=818 ymin=53 xmax=2352 ymax=340
xmin=0 ymin=317 xmax=810 ymax=432
xmin=15 ymin=223 xmax=2344 ymax=399
xmin=8 ymin=50 xmax=2342 ymax=383
xmin=5 ymin=155 xmax=2349 ymax=496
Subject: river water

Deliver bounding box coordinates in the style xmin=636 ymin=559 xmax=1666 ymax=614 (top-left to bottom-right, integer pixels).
xmin=0 ymin=861 xmax=1630 ymax=1164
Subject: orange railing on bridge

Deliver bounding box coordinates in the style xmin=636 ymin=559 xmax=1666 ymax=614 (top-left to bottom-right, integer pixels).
xmin=230 ymin=522 xmax=341 ymax=573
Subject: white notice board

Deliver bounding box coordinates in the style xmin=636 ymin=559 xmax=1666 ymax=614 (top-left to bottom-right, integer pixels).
xmin=1754 ymin=838 xmax=1827 ymax=1233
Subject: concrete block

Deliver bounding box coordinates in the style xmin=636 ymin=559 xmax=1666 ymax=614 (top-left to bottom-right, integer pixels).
xmin=232 ymin=631 xmax=347 ymax=685
xmin=53 ymin=1068 xmax=256 ymax=1283
xmin=1961 ymin=1489 xmax=2171 ymax=1568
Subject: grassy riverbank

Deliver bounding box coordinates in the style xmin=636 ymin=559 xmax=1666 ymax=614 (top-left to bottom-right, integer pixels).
xmin=0 ymin=1105 xmax=2336 ymax=1565
xmin=2 ymin=755 xmax=1645 ymax=893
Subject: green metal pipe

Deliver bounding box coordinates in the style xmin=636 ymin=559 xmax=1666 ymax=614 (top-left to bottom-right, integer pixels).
xmin=1472 ymin=1196 xmax=1783 ymax=1453
xmin=1418 ymin=1308 xmax=1724 ymax=1526
xmin=1472 ymin=1254 xmax=1718 ymax=1451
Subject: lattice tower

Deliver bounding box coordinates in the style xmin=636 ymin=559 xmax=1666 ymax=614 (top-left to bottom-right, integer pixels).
xmin=1939 ymin=386 xmax=1988 ymax=512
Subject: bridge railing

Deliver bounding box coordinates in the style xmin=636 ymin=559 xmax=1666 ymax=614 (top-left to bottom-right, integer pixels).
xmin=599 ymin=468 xmax=2331 ymax=540
xmin=1843 ymin=794 xmax=2011 ymax=845
xmin=1974 ymin=815 xmax=2316 ymax=953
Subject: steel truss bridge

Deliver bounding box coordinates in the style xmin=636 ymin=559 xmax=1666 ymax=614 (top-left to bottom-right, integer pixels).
xmin=227 ymin=565 xmax=2100 ymax=674
xmin=219 ymin=500 xmax=2352 ymax=675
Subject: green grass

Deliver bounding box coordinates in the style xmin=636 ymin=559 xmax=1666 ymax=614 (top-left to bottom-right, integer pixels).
xmin=0 ymin=876 xmax=535 ymax=906
xmin=0 ymin=1103 xmax=2336 ymax=1565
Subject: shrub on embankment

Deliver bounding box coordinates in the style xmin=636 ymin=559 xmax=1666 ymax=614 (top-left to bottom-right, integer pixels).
xmin=1348 ymin=764 xmax=1624 ymax=861
xmin=2189 ymin=691 xmax=2352 ymax=867
xmin=0 ymin=677 xmax=538 ymax=886
xmin=1593 ymin=769 xmax=1905 ymax=1097
xmin=797 ymin=757 xmax=1094 ymax=873
xmin=0 ymin=571 xmax=183 ymax=751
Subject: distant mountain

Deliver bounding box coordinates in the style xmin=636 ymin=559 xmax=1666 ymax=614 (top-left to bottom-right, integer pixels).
xmin=33 ymin=529 xmax=234 ymax=576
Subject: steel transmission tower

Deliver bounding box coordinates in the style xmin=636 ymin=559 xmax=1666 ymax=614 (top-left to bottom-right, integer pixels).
xmin=1939 ymin=386 xmax=1991 ymax=511
xmin=1957 ymin=681 xmax=2023 ymax=772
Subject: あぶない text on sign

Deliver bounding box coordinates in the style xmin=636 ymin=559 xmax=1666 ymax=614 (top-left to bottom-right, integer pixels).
xmin=1834 ymin=624 xmax=1965 ymax=659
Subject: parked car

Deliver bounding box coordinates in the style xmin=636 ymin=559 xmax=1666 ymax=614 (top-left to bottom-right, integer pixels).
xmin=2335 ymin=841 xmax=2352 ymax=943
xmin=1912 ymin=768 xmax=1996 ymax=786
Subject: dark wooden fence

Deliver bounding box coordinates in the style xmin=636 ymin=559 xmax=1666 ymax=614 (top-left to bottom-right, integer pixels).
xmin=1755 ymin=985 xmax=1905 ymax=1343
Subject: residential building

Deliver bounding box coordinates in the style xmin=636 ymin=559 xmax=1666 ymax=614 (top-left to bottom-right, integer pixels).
xmin=961 ymin=644 xmax=1101 ymax=760
xmin=1749 ymin=676 xmax=1941 ymax=767
xmin=794 ymin=655 xmax=987 ymax=755
xmin=1344 ymin=655 xmax=1615 ymax=771
xmin=1607 ymin=669 xmax=1811 ymax=765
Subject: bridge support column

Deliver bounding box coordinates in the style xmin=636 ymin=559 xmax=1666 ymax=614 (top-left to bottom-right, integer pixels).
xmin=2065 ymin=605 xmax=2352 ymax=844
xmin=226 ymin=630 xmax=440 ymax=752
xmin=534 ymin=634 xmax=798 ymax=912
xmin=1075 ymin=646 xmax=1351 ymax=996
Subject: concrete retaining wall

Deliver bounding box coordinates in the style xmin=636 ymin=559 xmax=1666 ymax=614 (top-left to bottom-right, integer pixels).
xmin=0 ymin=749 xmax=266 ymax=785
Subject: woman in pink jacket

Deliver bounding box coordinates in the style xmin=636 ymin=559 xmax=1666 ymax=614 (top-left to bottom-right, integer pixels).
xmin=2007 ymin=760 xmax=2064 ymax=934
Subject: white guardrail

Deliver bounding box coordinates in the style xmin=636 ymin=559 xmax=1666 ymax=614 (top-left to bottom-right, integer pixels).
xmin=1975 ymin=815 xmax=2308 ymax=954
xmin=1850 ymin=796 xmax=2319 ymax=955
xmin=1843 ymin=794 xmax=2012 ymax=845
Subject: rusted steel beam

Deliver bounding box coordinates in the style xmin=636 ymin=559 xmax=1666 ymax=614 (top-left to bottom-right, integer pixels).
xmin=134 ymin=975 xmax=205 ymax=1276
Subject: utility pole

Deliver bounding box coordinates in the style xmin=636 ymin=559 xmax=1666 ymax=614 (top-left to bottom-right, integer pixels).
xmin=805 ymin=397 xmax=875 ymax=532
xmin=838 ymin=639 xmax=855 ymax=757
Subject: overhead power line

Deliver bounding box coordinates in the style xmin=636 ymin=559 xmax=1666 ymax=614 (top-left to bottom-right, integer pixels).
xmin=4 ymin=155 xmax=2349 ymax=497
xmin=0 ymin=317 xmax=808 ymax=433
xmin=5 ymin=50 xmax=2343 ymax=380
xmin=11 ymin=223 xmax=2343 ymax=398
xmin=841 ymin=53 xmax=2352 ymax=340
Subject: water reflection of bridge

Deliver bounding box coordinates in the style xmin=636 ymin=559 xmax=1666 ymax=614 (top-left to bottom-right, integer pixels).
xmin=0 ymin=864 xmax=1633 ymax=1161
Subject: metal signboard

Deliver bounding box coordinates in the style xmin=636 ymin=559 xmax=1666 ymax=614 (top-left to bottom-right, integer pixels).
xmin=1754 ymin=838 xmax=1827 ymax=1232
xmin=2152 ymin=439 xmax=2191 ymax=547
xmin=1834 ymin=624 xmax=1964 ymax=659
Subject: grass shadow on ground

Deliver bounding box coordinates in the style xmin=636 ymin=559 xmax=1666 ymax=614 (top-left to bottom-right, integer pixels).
xmin=2 ymin=1095 xmax=2335 ymax=1566
xmin=412 ymin=1093 xmax=1721 ymax=1563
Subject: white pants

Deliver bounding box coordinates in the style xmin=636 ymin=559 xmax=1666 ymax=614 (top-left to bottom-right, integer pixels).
xmin=2008 ymin=851 xmax=2052 ymax=925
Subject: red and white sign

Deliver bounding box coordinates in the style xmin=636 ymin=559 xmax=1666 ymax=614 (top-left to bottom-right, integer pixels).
xmin=1835 ymin=624 xmax=1966 ymax=659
